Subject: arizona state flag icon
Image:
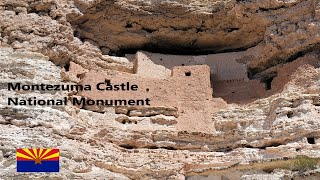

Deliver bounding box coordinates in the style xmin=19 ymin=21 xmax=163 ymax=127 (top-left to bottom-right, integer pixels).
xmin=16 ymin=148 xmax=59 ymax=172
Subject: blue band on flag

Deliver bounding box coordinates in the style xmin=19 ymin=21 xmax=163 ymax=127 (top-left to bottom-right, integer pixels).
xmin=17 ymin=161 xmax=59 ymax=172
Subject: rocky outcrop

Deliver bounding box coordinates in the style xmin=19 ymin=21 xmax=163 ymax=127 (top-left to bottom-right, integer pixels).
xmin=69 ymin=0 xmax=320 ymax=76
xmin=1 ymin=47 xmax=319 ymax=179
xmin=0 ymin=0 xmax=320 ymax=179
xmin=1 ymin=0 xmax=319 ymax=76
xmin=0 ymin=0 xmax=132 ymax=72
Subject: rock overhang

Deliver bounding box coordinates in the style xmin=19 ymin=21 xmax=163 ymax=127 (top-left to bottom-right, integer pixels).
xmin=1 ymin=0 xmax=320 ymax=178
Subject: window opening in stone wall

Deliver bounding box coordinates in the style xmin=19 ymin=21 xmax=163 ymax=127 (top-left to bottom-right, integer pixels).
xmin=264 ymin=77 xmax=274 ymax=91
xmin=307 ymin=137 xmax=316 ymax=144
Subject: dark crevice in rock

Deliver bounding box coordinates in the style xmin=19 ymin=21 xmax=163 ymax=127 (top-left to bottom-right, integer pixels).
xmin=121 ymin=119 xmax=138 ymax=124
xmin=145 ymin=146 xmax=158 ymax=149
xmin=141 ymin=27 xmax=156 ymax=33
xmin=28 ymin=9 xmax=49 ymax=15
xmin=64 ymin=62 xmax=70 ymax=71
xmin=258 ymin=5 xmax=286 ymax=12
xmin=73 ymin=30 xmax=81 ymax=39
xmin=307 ymin=137 xmax=316 ymax=144
xmin=119 ymin=144 xmax=136 ymax=149
xmin=215 ymin=147 xmax=233 ymax=153
xmin=261 ymin=142 xmax=283 ymax=148
xmin=162 ymin=146 xmax=177 ymax=150
xmin=287 ymin=111 xmax=294 ymax=118
xmin=226 ymin=27 xmax=240 ymax=33
xmin=286 ymin=50 xmax=312 ymax=63
xmin=121 ymin=144 xmax=179 ymax=150
xmin=125 ymin=23 xmax=133 ymax=28
xmin=260 ymin=73 xmax=277 ymax=91
xmin=111 ymin=40 xmax=263 ymax=57
xmin=242 ymin=144 xmax=254 ymax=148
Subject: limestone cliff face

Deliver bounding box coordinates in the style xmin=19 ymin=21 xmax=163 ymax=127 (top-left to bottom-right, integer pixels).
xmin=0 ymin=0 xmax=320 ymax=179
xmin=1 ymin=0 xmax=320 ymax=75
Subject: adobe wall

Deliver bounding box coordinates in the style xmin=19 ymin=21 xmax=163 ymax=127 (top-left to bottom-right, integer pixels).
xmin=78 ymin=71 xmax=177 ymax=107
xmin=172 ymin=66 xmax=215 ymax=132
xmin=130 ymin=51 xmax=271 ymax=103
xmin=172 ymin=65 xmax=212 ymax=101
xmin=126 ymin=51 xmax=270 ymax=104
xmin=137 ymin=51 xmax=248 ymax=82
xmin=213 ymin=80 xmax=265 ymax=104
xmin=76 ymin=63 xmax=215 ymax=132
xmin=133 ymin=52 xmax=171 ymax=79
xmin=78 ymin=64 xmax=213 ymax=107
xmin=212 ymin=52 xmax=320 ymax=104
xmin=77 ymin=50 xmax=319 ymax=110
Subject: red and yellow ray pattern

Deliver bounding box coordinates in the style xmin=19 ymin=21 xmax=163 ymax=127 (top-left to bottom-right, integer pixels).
xmin=16 ymin=148 xmax=59 ymax=162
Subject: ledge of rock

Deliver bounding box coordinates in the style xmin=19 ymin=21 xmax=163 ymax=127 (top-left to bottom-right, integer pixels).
xmin=0 ymin=0 xmax=320 ymax=179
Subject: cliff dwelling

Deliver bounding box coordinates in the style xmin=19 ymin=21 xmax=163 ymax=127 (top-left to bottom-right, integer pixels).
xmin=1 ymin=0 xmax=320 ymax=179
xmin=66 ymin=48 xmax=319 ymax=134
xmin=129 ymin=51 xmax=264 ymax=104
xmin=124 ymin=51 xmax=319 ymax=104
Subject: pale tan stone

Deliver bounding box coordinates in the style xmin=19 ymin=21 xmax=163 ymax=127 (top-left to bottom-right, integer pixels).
xmin=0 ymin=0 xmax=320 ymax=179
xmin=133 ymin=51 xmax=171 ymax=79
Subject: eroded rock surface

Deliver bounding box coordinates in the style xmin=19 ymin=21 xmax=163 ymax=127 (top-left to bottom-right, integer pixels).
xmin=0 ymin=0 xmax=319 ymax=75
xmin=70 ymin=0 xmax=320 ymax=75
xmin=0 ymin=0 xmax=320 ymax=179
xmin=1 ymin=47 xmax=320 ymax=179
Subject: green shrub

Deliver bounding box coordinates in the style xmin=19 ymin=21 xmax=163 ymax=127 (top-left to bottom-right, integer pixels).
xmin=292 ymin=155 xmax=318 ymax=172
